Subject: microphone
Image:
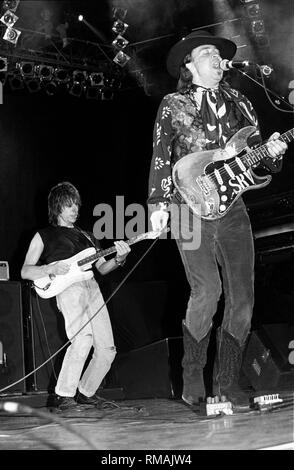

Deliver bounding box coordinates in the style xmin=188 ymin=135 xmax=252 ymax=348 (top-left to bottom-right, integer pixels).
xmin=220 ymin=59 xmax=251 ymax=71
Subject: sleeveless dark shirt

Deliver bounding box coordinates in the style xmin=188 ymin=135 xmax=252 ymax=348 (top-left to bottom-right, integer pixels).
xmin=38 ymin=226 xmax=100 ymax=264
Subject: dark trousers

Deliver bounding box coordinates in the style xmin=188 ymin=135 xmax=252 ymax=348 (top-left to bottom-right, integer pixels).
xmin=171 ymin=196 xmax=254 ymax=346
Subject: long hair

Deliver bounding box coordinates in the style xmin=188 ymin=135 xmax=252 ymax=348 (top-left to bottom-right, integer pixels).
xmin=176 ymin=53 xmax=193 ymax=93
xmin=48 ymin=181 xmax=81 ymax=226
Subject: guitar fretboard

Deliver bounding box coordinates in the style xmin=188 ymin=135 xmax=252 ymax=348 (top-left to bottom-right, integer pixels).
xmin=77 ymin=232 xmax=154 ymax=267
xmin=242 ymin=128 xmax=294 ymax=168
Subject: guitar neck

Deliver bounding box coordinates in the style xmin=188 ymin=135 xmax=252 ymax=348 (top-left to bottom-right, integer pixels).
xmin=242 ymin=128 xmax=294 ymax=168
xmin=78 ymin=232 xmax=153 ymax=267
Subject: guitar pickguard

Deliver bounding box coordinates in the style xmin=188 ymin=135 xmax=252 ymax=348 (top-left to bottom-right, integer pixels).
xmin=172 ymin=126 xmax=272 ymax=220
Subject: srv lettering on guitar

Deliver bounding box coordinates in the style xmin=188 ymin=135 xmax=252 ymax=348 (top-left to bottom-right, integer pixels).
xmin=172 ymin=125 xmax=293 ymax=220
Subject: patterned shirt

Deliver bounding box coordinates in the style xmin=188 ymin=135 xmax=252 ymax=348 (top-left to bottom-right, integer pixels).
xmin=147 ymin=85 xmax=280 ymax=207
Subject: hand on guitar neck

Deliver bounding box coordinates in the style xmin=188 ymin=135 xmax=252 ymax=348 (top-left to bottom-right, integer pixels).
xmin=212 ymin=131 xmax=286 ymax=163
xmin=266 ymin=132 xmax=287 ymax=159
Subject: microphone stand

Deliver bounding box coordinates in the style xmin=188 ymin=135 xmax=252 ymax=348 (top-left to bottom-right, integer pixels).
xmin=238 ymin=68 xmax=294 ymax=111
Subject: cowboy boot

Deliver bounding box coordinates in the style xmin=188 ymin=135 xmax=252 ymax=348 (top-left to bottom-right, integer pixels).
xmin=182 ymin=321 xmax=211 ymax=405
xmin=213 ymin=327 xmax=249 ymax=406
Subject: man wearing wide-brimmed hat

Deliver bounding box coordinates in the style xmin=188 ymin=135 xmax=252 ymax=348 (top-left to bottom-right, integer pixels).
xmin=148 ymin=30 xmax=287 ymax=407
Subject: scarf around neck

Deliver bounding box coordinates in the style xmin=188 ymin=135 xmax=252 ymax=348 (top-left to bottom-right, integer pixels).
xmin=187 ymin=83 xmax=258 ymax=150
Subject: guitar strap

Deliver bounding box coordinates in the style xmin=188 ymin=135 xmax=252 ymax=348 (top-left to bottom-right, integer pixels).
xmin=74 ymin=226 xmax=97 ymax=250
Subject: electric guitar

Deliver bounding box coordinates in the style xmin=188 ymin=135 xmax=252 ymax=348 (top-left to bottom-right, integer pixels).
xmin=33 ymin=230 xmax=164 ymax=299
xmin=172 ymin=125 xmax=293 ymax=220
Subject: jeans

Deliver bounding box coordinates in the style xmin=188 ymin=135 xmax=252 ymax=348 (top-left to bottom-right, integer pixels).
xmin=171 ymin=195 xmax=254 ymax=346
xmin=55 ymin=277 xmax=116 ymax=397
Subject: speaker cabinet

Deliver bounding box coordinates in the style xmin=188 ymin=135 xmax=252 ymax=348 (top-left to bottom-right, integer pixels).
xmin=0 ymin=281 xmax=26 ymax=393
xmin=102 ymin=280 xmax=171 ymax=352
xmin=243 ymin=323 xmax=294 ymax=391
xmin=106 ymin=337 xmax=183 ymax=399
xmin=23 ymin=285 xmax=68 ymax=393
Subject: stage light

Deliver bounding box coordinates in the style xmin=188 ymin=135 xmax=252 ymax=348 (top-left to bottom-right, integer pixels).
xmin=112 ymin=7 xmax=127 ymax=21
xmin=17 ymin=62 xmax=35 ymax=77
xmin=9 ymin=74 xmax=24 ymax=90
xmin=0 ymin=71 xmax=7 ymax=85
xmin=89 ymin=72 xmax=104 ymax=87
xmin=0 ymin=57 xmax=8 ymax=71
xmin=78 ymin=15 xmax=83 ymax=22
xmin=2 ymin=0 xmax=20 ymax=12
xmin=113 ymin=50 xmax=130 ymax=67
xmin=44 ymin=81 xmax=58 ymax=96
xmin=112 ymin=19 xmax=129 ymax=36
xmin=3 ymin=26 xmax=21 ymax=44
xmin=260 ymin=65 xmax=273 ymax=77
xmin=250 ymin=19 xmax=265 ymax=34
xmin=72 ymin=70 xmax=88 ymax=84
xmin=253 ymin=33 xmax=269 ymax=47
xmin=37 ymin=64 xmax=54 ymax=81
xmin=86 ymin=86 xmax=102 ymax=100
xmin=245 ymin=3 xmax=260 ymax=18
xmin=102 ymin=89 xmax=114 ymax=100
xmin=25 ymin=78 xmax=41 ymax=93
xmin=54 ymin=68 xmax=70 ymax=83
xmin=69 ymin=82 xmax=84 ymax=97
xmin=0 ymin=10 xmax=19 ymax=27
xmin=112 ymin=35 xmax=129 ymax=50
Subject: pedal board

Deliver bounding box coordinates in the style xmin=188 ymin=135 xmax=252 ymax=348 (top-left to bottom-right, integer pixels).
xmin=198 ymin=396 xmax=233 ymax=416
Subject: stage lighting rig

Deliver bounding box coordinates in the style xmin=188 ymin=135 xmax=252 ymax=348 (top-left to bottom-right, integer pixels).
xmin=0 ymin=56 xmax=8 ymax=71
xmin=0 ymin=8 xmax=18 ymax=27
xmin=8 ymin=73 xmax=23 ymax=90
xmin=253 ymin=33 xmax=269 ymax=48
xmin=37 ymin=64 xmax=54 ymax=81
xmin=112 ymin=7 xmax=127 ymax=21
xmin=89 ymin=72 xmax=104 ymax=87
xmin=72 ymin=70 xmax=88 ymax=84
xmin=2 ymin=0 xmax=20 ymax=12
xmin=112 ymin=34 xmax=129 ymax=50
xmin=44 ymin=81 xmax=58 ymax=96
xmin=113 ymin=50 xmax=130 ymax=67
xmin=245 ymin=2 xmax=260 ymax=18
xmin=250 ymin=19 xmax=265 ymax=34
xmin=112 ymin=19 xmax=128 ymax=36
xmin=69 ymin=82 xmax=84 ymax=98
xmin=3 ymin=25 xmax=21 ymax=44
xmin=25 ymin=78 xmax=41 ymax=93
xmin=17 ymin=62 xmax=35 ymax=78
xmin=54 ymin=68 xmax=71 ymax=83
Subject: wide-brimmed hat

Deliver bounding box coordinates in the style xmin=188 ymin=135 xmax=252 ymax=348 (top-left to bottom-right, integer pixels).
xmin=166 ymin=30 xmax=237 ymax=78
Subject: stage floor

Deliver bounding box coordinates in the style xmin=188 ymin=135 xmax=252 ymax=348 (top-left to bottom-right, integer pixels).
xmin=0 ymin=392 xmax=293 ymax=451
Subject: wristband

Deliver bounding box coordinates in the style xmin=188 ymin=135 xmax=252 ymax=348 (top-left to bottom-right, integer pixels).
xmin=114 ymin=257 xmax=126 ymax=267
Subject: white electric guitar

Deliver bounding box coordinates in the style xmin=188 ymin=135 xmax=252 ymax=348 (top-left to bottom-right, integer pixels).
xmin=33 ymin=230 xmax=164 ymax=299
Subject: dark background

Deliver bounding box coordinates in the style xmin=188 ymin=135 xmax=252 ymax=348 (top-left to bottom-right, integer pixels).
xmin=0 ymin=0 xmax=293 ymax=349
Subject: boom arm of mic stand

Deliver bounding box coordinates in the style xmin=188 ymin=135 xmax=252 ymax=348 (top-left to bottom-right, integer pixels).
xmin=238 ymin=69 xmax=294 ymax=111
